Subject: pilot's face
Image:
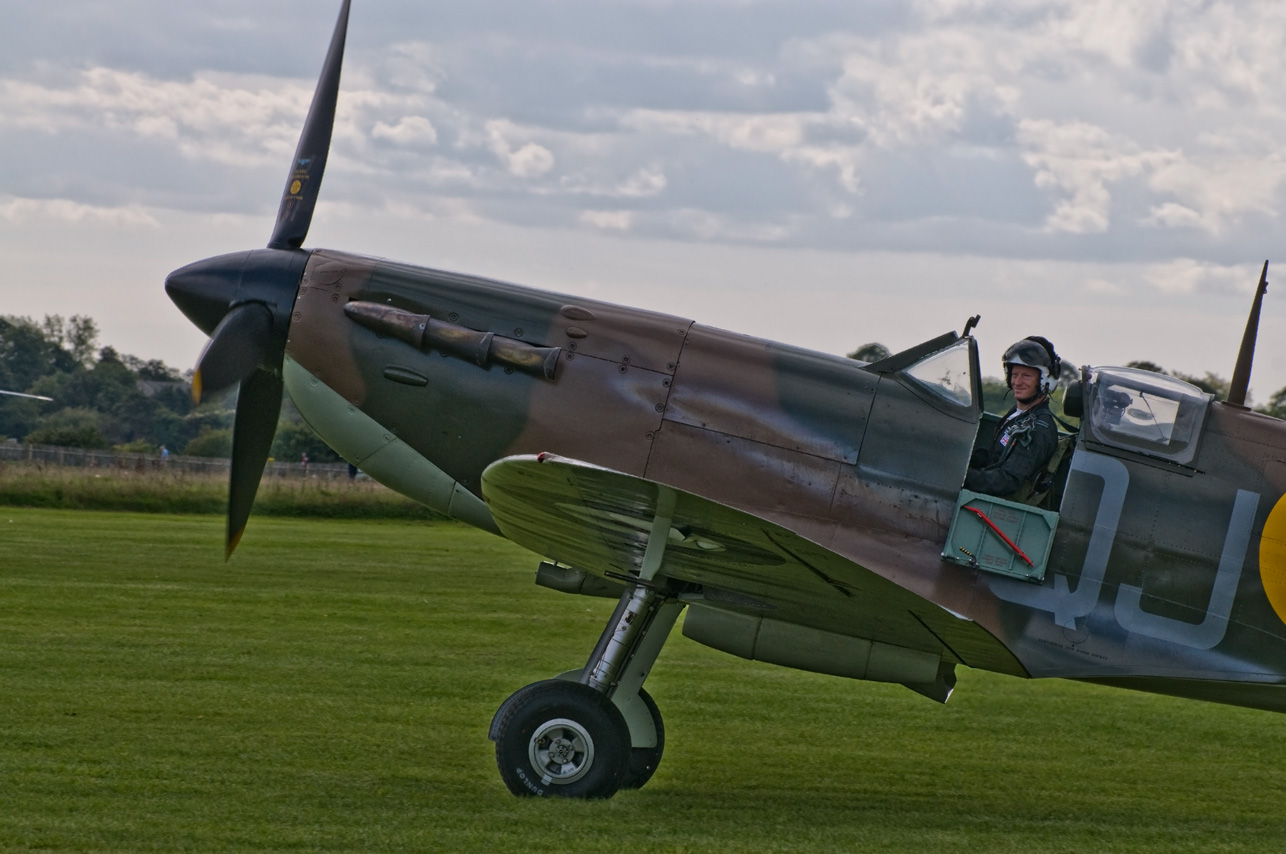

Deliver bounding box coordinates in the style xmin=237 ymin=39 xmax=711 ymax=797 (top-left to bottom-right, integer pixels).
xmin=1010 ymin=364 xmax=1041 ymax=399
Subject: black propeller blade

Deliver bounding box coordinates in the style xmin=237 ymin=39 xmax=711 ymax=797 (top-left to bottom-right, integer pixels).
xmin=227 ymin=370 xmax=285 ymax=558
xmin=191 ymin=303 xmax=273 ymax=405
xmin=268 ymin=0 xmax=351 ymax=251
xmin=166 ymin=0 xmax=353 ymax=557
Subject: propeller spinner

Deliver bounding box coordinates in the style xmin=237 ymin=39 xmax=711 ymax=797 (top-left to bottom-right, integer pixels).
xmin=165 ymin=0 xmax=352 ymax=556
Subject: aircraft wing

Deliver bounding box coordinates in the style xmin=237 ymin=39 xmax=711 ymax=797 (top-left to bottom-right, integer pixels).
xmin=480 ymin=454 xmax=1026 ymax=682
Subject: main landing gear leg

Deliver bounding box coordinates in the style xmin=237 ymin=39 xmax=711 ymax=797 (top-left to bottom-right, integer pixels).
xmin=490 ymin=489 xmax=685 ymax=799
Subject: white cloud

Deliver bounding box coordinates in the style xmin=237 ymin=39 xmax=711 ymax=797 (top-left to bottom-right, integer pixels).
xmin=826 ymin=31 xmax=1017 ymax=148
xmin=0 ymin=195 xmax=159 ymax=228
xmin=1143 ymin=202 xmax=1203 ymax=230
xmin=0 ymin=68 xmax=312 ymax=167
xmin=484 ymin=119 xmax=555 ymax=178
xmin=8 ymin=0 xmax=1286 ymax=402
xmin=372 ymin=115 xmax=438 ymax=146
xmin=1083 ymin=277 xmax=1126 ymax=296
xmin=580 ymin=210 xmax=632 ymax=231
xmin=667 ymin=208 xmax=791 ymax=243
xmin=507 ymin=143 xmax=555 ymax=178
xmin=1040 ymin=1 xmax=1172 ymax=69
xmin=0 ymin=64 xmax=438 ymax=176
xmin=1146 ymin=153 xmax=1286 ymax=232
xmin=783 ymin=146 xmax=865 ymax=194
xmin=621 ymin=109 xmax=807 ymax=154
xmin=618 ymin=167 xmax=666 ymax=197
xmin=381 ymin=41 xmax=446 ymax=94
xmin=1168 ymin=2 xmax=1286 ymax=109
xmin=555 ymin=165 xmax=666 ymax=200
xmin=1017 ymin=119 xmax=1175 ymax=234
xmin=1144 ymin=258 xmax=1251 ymax=296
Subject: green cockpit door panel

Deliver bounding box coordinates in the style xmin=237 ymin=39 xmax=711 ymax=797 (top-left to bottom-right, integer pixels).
xmin=942 ymin=490 xmax=1059 ymax=582
xmin=481 ymin=453 xmax=1027 ymax=677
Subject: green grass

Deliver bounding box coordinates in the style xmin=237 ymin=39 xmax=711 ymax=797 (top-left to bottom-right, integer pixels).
xmin=4 ymin=508 xmax=1286 ymax=852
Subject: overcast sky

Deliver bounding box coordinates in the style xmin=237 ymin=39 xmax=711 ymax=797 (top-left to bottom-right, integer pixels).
xmin=4 ymin=0 xmax=1286 ymax=398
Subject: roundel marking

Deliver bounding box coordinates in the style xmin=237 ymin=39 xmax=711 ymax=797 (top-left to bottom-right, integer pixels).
xmin=1258 ymin=491 xmax=1286 ymax=626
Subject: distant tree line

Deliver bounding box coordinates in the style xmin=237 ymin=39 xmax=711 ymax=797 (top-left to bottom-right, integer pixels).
xmin=0 ymin=314 xmax=339 ymax=462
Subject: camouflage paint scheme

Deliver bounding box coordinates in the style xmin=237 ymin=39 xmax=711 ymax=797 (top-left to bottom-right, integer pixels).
xmin=165 ymin=0 xmax=1286 ymax=798
xmin=280 ymin=247 xmax=1286 ymax=711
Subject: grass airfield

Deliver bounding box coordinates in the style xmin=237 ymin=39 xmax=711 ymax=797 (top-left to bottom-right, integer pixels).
xmin=4 ymin=508 xmax=1286 ymax=853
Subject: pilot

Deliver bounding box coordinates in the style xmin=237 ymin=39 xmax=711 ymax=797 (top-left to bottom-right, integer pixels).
xmin=965 ymin=336 xmax=1061 ymax=499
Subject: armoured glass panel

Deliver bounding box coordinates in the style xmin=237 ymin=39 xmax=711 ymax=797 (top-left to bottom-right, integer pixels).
xmin=904 ymin=338 xmax=973 ymax=406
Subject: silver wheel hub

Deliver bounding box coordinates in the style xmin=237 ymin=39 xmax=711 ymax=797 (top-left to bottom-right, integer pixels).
xmin=529 ymin=717 xmax=595 ymax=785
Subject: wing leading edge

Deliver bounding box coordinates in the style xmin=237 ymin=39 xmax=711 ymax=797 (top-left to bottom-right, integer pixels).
xmin=481 ymin=454 xmax=1028 ymax=696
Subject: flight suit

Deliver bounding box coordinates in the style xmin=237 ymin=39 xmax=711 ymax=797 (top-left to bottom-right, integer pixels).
xmin=965 ymin=398 xmax=1059 ymax=499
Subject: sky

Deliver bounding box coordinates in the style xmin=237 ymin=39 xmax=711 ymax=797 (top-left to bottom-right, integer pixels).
xmin=3 ymin=0 xmax=1286 ymax=398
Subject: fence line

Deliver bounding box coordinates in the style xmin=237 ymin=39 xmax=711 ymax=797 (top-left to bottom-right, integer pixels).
xmin=0 ymin=442 xmax=352 ymax=479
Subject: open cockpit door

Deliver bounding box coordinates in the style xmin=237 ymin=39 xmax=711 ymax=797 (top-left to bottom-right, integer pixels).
xmin=943 ymin=492 xmax=1060 ymax=581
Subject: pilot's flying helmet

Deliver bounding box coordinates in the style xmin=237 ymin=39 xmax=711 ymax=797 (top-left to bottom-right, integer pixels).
xmin=1003 ymin=336 xmax=1060 ymax=395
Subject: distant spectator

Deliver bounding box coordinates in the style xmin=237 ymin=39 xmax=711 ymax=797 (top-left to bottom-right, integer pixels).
xmin=160 ymin=445 xmax=169 ymax=461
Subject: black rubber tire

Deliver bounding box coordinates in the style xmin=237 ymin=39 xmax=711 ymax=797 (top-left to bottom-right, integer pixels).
xmin=493 ymin=680 xmax=629 ymax=799
xmin=618 ymin=687 xmax=664 ymax=790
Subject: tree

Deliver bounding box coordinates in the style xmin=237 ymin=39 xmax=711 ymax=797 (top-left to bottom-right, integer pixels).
xmin=980 ymin=376 xmax=1012 ymax=415
xmin=0 ymin=315 xmax=76 ymax=392
xmin=136 ymin=359 xmax=182 ymax=382
xmin=1126 ymin=360 xmax=1234 ymax=403
xmin=1259 ymin=387 xmax=1286 ymax=420
xmin=847 ymin=343 xmax=890 ymax=363
xmin=0 ymin=394 xmax=51 ymax=443
xmin=25 ymin=408 xmax=108 ymax=448
xmin=184 ymin=428 xmax=234 ymax=458
xmin=0 ymin=313 xmax=196 ymax=450
xmin=41 ymin=315 xmax=99 ymax=367
xmin=1172 ymin=371 xmax=1231 ymax=402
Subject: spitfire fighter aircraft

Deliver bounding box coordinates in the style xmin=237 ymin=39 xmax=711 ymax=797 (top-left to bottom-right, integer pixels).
xmin=167 ymin=1 xmax=1286 ymax=798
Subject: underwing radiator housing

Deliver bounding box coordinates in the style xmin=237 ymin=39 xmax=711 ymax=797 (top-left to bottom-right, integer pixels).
xmin=682 ymin=606 xmax=956 ymax=702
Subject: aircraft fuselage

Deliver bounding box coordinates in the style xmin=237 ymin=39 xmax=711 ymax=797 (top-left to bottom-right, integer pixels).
xmin=278 ymin=247 xmax=1286 ymax=711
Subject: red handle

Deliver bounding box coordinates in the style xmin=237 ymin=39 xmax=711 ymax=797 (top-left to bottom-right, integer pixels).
xmin=964 ymin=506 xmax=1034 ymax=567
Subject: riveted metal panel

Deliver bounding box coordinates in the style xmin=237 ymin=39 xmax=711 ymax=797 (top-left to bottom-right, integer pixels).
xmin=361 ymin=257 xmax=693 ymax=375
xmin=664 ymin=325 xmax=877 ymax=464
xmin=646 ymin=420 xmax=841 ymax=536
